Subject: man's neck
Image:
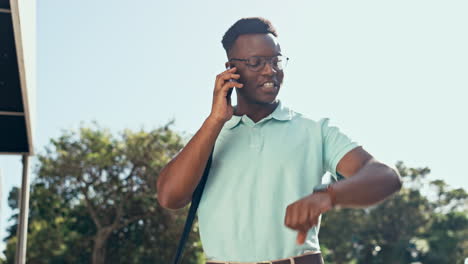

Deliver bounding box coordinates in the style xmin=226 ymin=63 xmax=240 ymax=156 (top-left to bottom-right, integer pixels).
xmin=234 ymin=99 xmax=279 ymax=123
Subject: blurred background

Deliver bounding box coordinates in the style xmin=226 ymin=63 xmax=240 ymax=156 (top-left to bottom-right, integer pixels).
xmin=0 ymin=0 xmax=467 ymax=263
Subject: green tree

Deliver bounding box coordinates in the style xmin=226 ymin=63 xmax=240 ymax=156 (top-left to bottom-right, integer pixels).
xmin=319 ymin=208 xmax=367 ymax=264
xmin=320 ymin=162 xmax=468 ymax=264
xmin=3 ymin=184 xmax=92 ymax=264
xmin=4 ymin=123 xmax=466 ymax=264
xmin=3 ymin=123 xmax=204 ymax=264
xmin=421 ymin=211 xmax=468 ymax=263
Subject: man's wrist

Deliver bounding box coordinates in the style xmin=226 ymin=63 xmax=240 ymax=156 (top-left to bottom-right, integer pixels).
xmin=313 ymin=183 xmax=338 ymax=210
xmin=205 ymin=116 xmax=225 ymax=130
xmin=327 ymin=184 xmax=337 ymax=208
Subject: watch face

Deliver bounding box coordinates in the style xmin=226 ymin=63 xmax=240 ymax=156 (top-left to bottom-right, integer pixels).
xmin=313 ymin=183 xmax=329 ymax=193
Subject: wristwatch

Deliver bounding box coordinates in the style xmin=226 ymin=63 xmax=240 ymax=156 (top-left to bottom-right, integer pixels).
xmin=313 ymin=183 xmax=337 ymax=208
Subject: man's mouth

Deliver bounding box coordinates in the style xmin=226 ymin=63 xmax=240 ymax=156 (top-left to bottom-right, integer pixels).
xmin=259 ymin=81 xmax=278 ymax=92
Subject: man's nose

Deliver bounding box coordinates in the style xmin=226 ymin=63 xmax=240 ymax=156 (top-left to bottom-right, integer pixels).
xmin=261 ymin=60 xmax=277 ymax=75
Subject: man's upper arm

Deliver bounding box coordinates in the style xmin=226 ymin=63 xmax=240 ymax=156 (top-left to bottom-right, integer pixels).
xmin=321 ymin=118 xmax=361 ymax=178
xmin=336 ymin=146 xmax=373 ymax=178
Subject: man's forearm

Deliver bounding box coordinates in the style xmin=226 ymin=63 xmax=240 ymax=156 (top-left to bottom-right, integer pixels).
xmin=285 ymin=159 xmax=402 ymax=243
xmin=332 ymin=161 xmax=402 ymax=208
xmin=156 ymin=116 xmax=224 ymax=210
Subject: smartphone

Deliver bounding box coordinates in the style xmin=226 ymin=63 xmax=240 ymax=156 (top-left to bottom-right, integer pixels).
xmin=226 ymin=65 xmax=236 ymax=100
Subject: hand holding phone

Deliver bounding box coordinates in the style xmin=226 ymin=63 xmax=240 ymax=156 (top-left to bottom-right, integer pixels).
xmin=208 ymin=66 xmax=243 ymax=124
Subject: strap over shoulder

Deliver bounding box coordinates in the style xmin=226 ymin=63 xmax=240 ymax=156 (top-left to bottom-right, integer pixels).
xmin=172 ymin=146 xmax=215 ymax=264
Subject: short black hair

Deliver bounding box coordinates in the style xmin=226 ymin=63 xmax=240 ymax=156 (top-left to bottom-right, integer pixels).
xmin=222 ymin=17 xmax=278 ymax=54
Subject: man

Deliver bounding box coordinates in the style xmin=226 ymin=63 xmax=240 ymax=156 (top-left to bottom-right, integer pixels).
xmin=157 ymin=17 xmax=402 ymax=264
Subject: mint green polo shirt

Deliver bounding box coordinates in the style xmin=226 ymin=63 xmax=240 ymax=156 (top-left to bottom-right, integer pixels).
xmin=198 ymin=100 xmax=359 ymax=262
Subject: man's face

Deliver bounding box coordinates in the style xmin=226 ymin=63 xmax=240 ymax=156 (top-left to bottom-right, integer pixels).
xmin=228 ymin=33 xmax=284 ymax=105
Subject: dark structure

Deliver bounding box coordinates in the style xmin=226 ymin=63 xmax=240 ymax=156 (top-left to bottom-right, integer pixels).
xmin=1 ymin=0 xmax=35 ymax=263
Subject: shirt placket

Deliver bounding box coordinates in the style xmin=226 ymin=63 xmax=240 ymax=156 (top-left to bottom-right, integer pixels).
xmin=249 ymin=125 xmax=264 ymax=152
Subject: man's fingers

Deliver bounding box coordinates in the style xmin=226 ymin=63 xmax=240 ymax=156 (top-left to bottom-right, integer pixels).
xmin=220 ymin=66 xmax=236 ymax=75
xmin=226 ymin=66 xmax=237 ymax=72
xmin=298 ymin=206 xmax=310 ymax=229
xmin=219 ymin=81 xmax=242 ymax=94
xmin=285 ymin=205 xmax=298 ymax=229
xmin=213 ymin=82 xmax=242 ymax=100
xmin=216 ymin=67 xmax=238 ymax=84
xmin=217 ymin=73 xmax=239 ymax=84
xmin=218 ymin=73 xmax=240 ymax=81
xmin=296 ymin=230 xmax=307 ymax=245
xmin=308 ymin=208 xmax=319 ymax=228
xmin=286 ymin=206 xmax=307 ymax=232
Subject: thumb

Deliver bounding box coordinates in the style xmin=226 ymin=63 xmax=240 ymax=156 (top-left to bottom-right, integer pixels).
xmin=296 ymin=230 xmax=307 ymax=245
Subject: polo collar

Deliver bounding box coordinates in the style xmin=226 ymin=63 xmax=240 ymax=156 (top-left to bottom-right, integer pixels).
xmin=224 ymin=100 xmax=293 ymax=130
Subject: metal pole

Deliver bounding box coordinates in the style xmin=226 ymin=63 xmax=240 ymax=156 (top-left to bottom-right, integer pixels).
xmin=0 ymin=168 xmax=2 ymax=215
xmin=14 ymin=155 xmax=30 ymax=264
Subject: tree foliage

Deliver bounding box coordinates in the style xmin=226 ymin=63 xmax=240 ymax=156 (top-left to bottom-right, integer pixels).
xmin=3 ymin=123 xmax=204 ymax=264
xmin=2 ymin=125 xmax=466 ymax=264
xmin=320 ymin=162 xmax=468 ymax=264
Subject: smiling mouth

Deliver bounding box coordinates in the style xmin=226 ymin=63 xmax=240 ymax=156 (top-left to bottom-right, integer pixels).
xmin=259 ymin=82 xmax=278 ymax=92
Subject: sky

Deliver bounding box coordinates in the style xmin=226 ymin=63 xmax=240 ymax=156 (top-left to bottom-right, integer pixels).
xmin=1 ymin=0 xmax=467 ymax=257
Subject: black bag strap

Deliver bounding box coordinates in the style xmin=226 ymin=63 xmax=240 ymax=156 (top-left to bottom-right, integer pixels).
xmin=172 ymin=147 xmax=214 ymax=264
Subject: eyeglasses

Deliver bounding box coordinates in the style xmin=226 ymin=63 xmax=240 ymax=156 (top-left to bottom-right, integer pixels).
xmin=228 ymin=55 xmax=289 ymax=72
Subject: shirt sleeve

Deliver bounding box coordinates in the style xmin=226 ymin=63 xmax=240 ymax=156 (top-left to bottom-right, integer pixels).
xmin=321 ymin=118 xmax=360 ymax=179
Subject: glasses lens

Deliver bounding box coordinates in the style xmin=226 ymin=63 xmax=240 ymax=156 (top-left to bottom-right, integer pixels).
xmin=273 ymin=56 xmax=282 ymax=70
xmin=245 ymin=56 xmax=289 ymax=72
xmin=246 ymin=57 xmax=263 ymax=71
xmin=277 ymin=56 xmax=290 ymax=70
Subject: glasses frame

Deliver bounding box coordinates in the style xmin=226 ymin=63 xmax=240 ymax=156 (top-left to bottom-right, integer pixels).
xmin=228 ymin=55 xmax=289 ymax=72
